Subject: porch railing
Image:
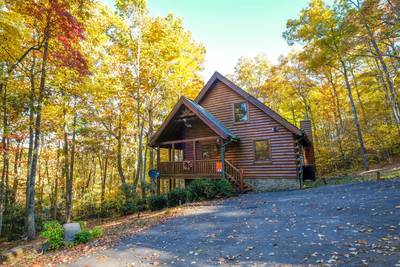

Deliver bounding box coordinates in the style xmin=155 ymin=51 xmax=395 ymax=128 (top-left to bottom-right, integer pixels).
xmin=158 ymin=160 xmax=222 ymax=177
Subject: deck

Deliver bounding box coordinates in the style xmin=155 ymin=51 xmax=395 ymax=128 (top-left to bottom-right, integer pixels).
xmin=157 ymin=159 xmax=248 ymax=192
xmin=158 ymin=159 xmax=222 ymax=178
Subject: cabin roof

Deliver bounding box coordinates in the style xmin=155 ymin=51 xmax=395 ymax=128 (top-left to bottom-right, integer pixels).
xmin=149 ymin=96 xmax=239 ymax=146
xmin=195 ymin=71 xmax=305 ymax=137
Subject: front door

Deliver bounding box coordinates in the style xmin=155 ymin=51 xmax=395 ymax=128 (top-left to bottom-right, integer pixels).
xmin=200 ymin=143 xmax=219 ymax=160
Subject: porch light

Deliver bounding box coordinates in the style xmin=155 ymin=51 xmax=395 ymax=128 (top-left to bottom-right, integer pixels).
xmin=183 ymin=118 xmax=192 ymax=128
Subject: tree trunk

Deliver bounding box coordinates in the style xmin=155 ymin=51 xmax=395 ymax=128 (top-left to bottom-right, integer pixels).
xmin=373 ymin=57 xmax=400 ymax=127
xmin=363 ymin=21 xmax=400 ymax=125
xmin=26 ymin=19 xmax=50 ymax=240
xmin=65 ymin=112 xmax=76 ymax=222
xmin=340 ymin=60 xmax=369 ymax=170
xmin=116 ymin=114 xmax=126 ymax=187
xmin=25 ymin=55 xmax=36 ymax=216
xmin=141 ymin=140 xmax=147 ymax=198
xmin=12 ymin=140 xmax=23 ymax=203
xmin=349 ymin=67 xmax=367 ymax=125
xmin=51 ymin=142 xmax=61 ymax=219
xmin=134 ymin=24 xmax=143 ymax=192
xmin=101 ymin=156 xmax=108 ymax=205
xmin=326 ymin=72 xmax=347 ymax=167
xmin=0 ymin=82 xmax=9 ymax=236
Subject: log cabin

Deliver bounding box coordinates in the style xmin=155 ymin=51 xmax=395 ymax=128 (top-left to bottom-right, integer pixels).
xmin=149 ymin=71 xmax=315 ymax=193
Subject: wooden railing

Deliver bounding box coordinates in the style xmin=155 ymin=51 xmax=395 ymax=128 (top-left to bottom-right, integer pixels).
xmin=224 ymin=159 xmax=244 ymax=192
xmin=158 ymin=159 xmax=247 ymax=193
xmin=158 ymin=160 xmax=221 ymax=177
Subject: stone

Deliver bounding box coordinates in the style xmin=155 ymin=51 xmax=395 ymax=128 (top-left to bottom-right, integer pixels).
xmin=1 ymin=252 xmax=15 ymax=263
xmin=10 ymin=247 xmax=24 ymax=257
xmin=37 ymin=242 xmax=50 ymax=253
xmin=245 ymin=178 xmax=300 ymax=192
xmin=63 ymin=222 xmax=81 ymax=242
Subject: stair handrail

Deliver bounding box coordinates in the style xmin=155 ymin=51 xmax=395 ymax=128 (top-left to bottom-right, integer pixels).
xmin=224 ymin=159 xmax=245 ymax=192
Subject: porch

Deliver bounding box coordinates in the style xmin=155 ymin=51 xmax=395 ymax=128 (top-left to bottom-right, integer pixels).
xmin=149 ymin=97 xmax=248 ymax=192
xmin=158 ymin=159 xmax=222 ymax=178
xmin=153 ymin=136 xmax=246 ymax=192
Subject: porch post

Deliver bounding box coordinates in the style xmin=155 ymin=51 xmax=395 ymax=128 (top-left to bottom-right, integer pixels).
xmin=221 ymin=138 xmax=226 ymax=179
xmin=168 ymin=147 xmax=172 ymax=191
xmin=192 ymin=140 xmax=196 ymax=175
xmin=171 ymin=144 xmax=175 ymax=191
xmin=156 ymin=146 xmax=160 ymax=195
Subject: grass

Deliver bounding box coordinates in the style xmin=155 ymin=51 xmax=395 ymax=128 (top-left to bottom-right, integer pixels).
xmin=304 ymin=168 xmax=400 ymax=189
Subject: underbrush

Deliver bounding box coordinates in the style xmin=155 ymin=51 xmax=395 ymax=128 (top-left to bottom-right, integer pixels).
xmin=40 ymin=221 xmax=103 ymax=251
xmin=304 ymin=169 xmax=400 ymax=188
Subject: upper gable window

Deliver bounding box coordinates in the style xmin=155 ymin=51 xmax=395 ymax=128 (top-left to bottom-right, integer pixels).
xmin=233 ymin=102 xmax=248 ymax=122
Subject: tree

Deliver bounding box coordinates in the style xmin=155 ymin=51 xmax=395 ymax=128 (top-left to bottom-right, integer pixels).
xmin=284 ymin=0 xmax=369 ymax=170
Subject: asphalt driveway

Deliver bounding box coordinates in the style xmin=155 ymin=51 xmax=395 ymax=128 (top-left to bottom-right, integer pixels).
xmin=66 ymin=180 xmax=400 ymax=266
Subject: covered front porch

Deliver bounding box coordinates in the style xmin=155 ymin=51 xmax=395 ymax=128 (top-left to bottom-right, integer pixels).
xmin=156 ymin=136 xmax=223 ymax=179
xmin=149 ymin=97 xmax=246 ymax=192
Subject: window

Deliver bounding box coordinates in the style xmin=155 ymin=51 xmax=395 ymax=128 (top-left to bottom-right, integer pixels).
xmin=233 ymin=102 xmax=248 ymax=122
xmin=254 ymin=139 xmax=271 ymax=161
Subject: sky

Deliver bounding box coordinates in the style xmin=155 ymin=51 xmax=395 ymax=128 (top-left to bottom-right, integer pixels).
xmin=102 ymin=0 xmax=309 ymax=80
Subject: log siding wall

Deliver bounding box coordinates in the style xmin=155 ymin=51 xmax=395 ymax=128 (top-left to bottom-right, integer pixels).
xmin=198 ymin=81 xmax=299 ymax=179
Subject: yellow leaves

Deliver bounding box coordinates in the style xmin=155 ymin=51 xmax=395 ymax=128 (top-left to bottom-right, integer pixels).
xmin=0 ymin=3 xmax=29 ymax=62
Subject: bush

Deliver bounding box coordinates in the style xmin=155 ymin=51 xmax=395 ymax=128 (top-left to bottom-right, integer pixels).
xmin=148 ymin=195 xmax=168 ymax=211
xmin=214 ymin=179 xmax=234 ymax=197
xmin=3 ymin=204 xmax=25 ymax=241
xmin=188 ymin=179 xmax=217 ymax=200
xmin=123 ymin=196 xmax=148 ymax=214
xmin=134 ymin=197 xmax=148 ymax=212
xmin=40 ymin=221 xmax=65 ymax=250
xmin=74 ymin=230 xmax=92 ymax=244
xmin=73 ymin=224 xmax=103 ymax=244
xmin=91 ymin=226 xmax=103 ymax=238
xmin=100 ymin=196 xmax=124 ymax=217
xmin=167 ymin=188 xmax=189 ymax=207
xmin=189 ymin=179 xmax=234 ymax=200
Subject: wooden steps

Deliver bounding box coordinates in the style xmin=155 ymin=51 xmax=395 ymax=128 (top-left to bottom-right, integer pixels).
xmin=224 ymin=160 xmax=251 ymax=193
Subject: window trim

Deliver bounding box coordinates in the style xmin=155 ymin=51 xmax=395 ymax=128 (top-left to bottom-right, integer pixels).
xmin=253 ymin=138 xmax=272 ymax=164
xmin=232 ymin=101 xmax=249 ymax=123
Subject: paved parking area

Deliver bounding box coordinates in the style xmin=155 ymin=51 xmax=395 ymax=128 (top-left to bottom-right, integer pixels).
xmin=67 ymin=180 xmax=400 ymax=266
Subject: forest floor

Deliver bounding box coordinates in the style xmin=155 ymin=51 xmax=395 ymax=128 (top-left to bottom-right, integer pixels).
xmin=305 ymin=163 xmax=400 ymax=188
xmin=0 ymin=204 xmax=207 ymax=267
xmin=64 ymin=180 xmax=400 ymax=266
xmin=2 ymin=178 xmax=400 ymax=266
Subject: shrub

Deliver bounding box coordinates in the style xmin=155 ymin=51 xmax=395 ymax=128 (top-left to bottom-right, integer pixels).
xmin=91 ymin=226 xmax=103 ymax=238
xmin=148 ymin=195 xmax=168 ymax=211
xmin=188 ymin=179 xmax=234 ymax=200
xmin=123 ymin=196 xmax=148 ymax=214
xmin=100 ymin=196 xmax=124 ymax=217
xmin=78 ymin=221 xmax=87 ymax=230
xmin=167 ymin=188 xmax=189 ymax=207
xmin=73 ymin=224 xmax=103 ymax=244
xmin=3 ymin=204 xmax=25 ymax=241
xmin=74 ymin=230 xmax=92 ymax=244
xmin=188 ymin=179 xmax=217 ymax=200
xmin=134 ymin=197 xmax=148 ymax=212
xmin=214 ymin=179 xmax=234 ymax=197
xmin=40 ymin=220 xmax=65 ymax=250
